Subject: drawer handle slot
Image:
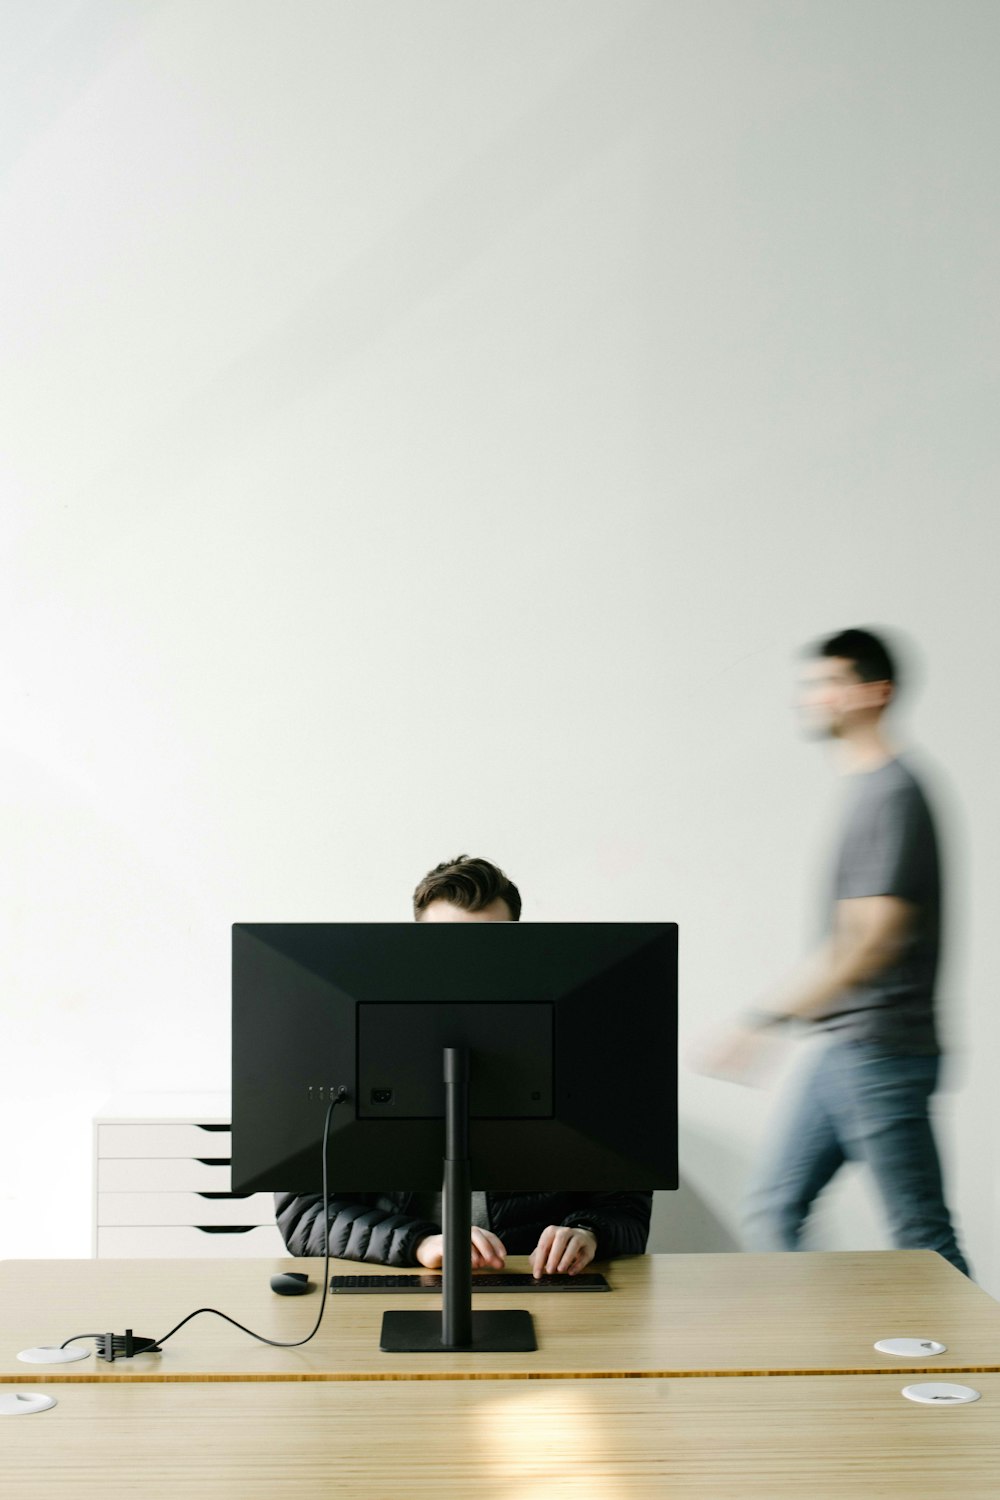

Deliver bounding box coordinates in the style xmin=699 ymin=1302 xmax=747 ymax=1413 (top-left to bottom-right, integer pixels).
xmin=194 ymin=1225 xmax=255 ymax=1234
xmin=196 ymin=1192 xmax=252 ymax=1200
xmin=195 ymin=1124 xmax=230 ymax=1132
xmin=195 ymin=1158 xmax=232 ymax=1167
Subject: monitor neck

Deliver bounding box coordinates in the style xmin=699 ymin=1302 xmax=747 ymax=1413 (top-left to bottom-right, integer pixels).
xmin=442 ymin=1046 xmax=472 ymax=1348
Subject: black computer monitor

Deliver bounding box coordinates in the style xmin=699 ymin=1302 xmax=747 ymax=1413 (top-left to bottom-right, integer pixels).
xmin=232 ymin=921 xmax=677 ymax=1352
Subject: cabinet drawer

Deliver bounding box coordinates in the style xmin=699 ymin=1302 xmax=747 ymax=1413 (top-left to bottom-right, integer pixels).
xmin=98 ymin=1158 xmax=232 ymax=1192
xmin=97 ymin=1124 xmax=231 ymax=1158
xmin=97 ymin=1192 xmax=276 ymax=1226
xmin=97 ymin=1225 xmax=288 ymax=1258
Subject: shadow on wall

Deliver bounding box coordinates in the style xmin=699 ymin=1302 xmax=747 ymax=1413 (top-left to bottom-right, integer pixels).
xmin=648 ymin=1180 xmax=740 ymax=1253
xmin=649 ymin=1112 xmax=892 ymax=1255
xmin=647 ymin=1121 xmax=744 ymax=1253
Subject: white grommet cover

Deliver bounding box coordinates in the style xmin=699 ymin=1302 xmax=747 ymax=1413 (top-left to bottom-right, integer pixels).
xmin=18 ymin=1346 xmax=90 ymax=1364
xmin=874 ymin=1337 xmax=947 ymax=1357
xmin=902 ymin=1382 xmax=981 ymax=1405
xmin=0 ymin=1391 xmax=58 ymax=1415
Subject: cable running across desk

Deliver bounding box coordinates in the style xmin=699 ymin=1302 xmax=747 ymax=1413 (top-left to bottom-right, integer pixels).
xmin=60 ymin=1093 xmax=345 ymax=1358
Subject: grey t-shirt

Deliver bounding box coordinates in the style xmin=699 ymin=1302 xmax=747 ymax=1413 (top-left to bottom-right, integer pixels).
xmin=817 ymin=757 xmax=941 ymax=1054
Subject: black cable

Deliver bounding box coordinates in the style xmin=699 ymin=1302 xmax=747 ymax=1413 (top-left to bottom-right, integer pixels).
xmin=61 ymin=1092 xmax=344 ymax=1357
xmin=56 ymin=1333 xmax=160 ymax=1359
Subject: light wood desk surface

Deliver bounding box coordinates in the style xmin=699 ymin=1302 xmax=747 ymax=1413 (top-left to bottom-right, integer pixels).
xmin=4 ymin=1372 xmax=998 ymax=1498
xmin=4 ymin=1250 xmax=999 ymax=1383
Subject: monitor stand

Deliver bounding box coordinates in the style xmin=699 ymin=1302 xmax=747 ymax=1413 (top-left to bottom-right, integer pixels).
xmin=380 ymin=1046 xmax=536 ymax=1353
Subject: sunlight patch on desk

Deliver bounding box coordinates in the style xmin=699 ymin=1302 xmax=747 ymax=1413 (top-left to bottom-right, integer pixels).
xmin=471 ymin=1384 xmax=629 ymax=1499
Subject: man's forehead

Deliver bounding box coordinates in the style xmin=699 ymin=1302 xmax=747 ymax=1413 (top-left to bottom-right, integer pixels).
xmin=800 ymin=656 xmax=859 ymax=683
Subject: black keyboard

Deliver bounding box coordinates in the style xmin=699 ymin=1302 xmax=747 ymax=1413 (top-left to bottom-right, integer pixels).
xmin=329 ymin=1272 xmax=610 ymax=1293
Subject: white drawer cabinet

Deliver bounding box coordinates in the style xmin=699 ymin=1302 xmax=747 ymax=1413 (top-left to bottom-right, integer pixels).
xmin=98 ymin=1192 xmax=277 ymax=1226
xmin=99 ymin=1157 xmax=235 ymax=1192
xmin=93 ymin=1093 xmax=286 ymax=1259
xmin=98 ymin=1226 xmax=287 ymax=1257
xmin=97 ymin=1124 xmax=233 ymax=1158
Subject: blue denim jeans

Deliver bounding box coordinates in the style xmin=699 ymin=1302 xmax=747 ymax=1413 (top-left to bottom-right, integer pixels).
xmin=744 ymin=1038 xmax=970 ymax=1276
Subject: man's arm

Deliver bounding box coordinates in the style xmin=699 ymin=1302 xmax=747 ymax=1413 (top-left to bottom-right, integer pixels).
xmin=754 ymin=894 xmax=913 ymax=1023
xmin=562 ymin=1190 xmax=653 ymax=1257
xmin=526 ymin=1191 xmax=653 ymax=1276
xmin=699 ymin=896 xmax=913 ymax=1082
xmin=273 ymin=1192 xmax=438 ymax=1266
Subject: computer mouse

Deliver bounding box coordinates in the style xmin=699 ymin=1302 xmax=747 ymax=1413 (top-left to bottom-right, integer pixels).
xmin=270 ymin=1272 xmax=314 ymax=1296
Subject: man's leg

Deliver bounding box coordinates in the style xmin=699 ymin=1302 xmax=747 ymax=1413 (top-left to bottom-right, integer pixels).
xmin=743 ymin=1043 xmax=846 ymax=1251
xmin=829 ymin=1043 xmax=970 ymax=1277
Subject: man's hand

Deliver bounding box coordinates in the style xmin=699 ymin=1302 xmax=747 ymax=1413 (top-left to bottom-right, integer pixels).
xmin=415 ymin=1228 xmax=507 ymax=1270
xmin=693 ymin=1022 xmax=785 ymax=1087
xmin=529 ymin=1224 xmax=597 ymax=1278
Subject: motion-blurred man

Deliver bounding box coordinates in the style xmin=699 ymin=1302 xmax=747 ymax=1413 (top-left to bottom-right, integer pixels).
xmin=708 ymin=629 xmax=969 ymax=1275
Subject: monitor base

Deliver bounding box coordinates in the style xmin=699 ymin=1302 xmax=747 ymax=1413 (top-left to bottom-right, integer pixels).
xmin=380 ymin=1309 xmax=536 ymax=1353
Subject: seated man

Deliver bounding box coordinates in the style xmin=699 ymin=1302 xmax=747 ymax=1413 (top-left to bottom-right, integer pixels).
xmin=274 ymin=855 xmax=653 ymax=1277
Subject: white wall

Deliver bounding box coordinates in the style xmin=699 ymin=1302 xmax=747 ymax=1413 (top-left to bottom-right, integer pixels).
xmin=2 ymin=1 xmax=998 ymax=1285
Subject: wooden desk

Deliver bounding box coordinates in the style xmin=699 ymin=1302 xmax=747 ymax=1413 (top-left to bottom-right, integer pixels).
xmin=4 ymin=1250 xmax=1000 ymax=1382
xmin=4 ymin=1373 xmax=998 ymax=1497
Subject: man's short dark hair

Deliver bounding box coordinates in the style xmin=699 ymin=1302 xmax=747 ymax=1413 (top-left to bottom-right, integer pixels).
xmin=413 ymin=855 xmax=522 ymax=921
xmin=812 ymin=627 xmax=897 ymax=685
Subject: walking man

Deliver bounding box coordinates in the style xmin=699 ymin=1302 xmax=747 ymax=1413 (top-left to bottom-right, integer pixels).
xmin=707 ymin=628 xmax=969 ymax=1275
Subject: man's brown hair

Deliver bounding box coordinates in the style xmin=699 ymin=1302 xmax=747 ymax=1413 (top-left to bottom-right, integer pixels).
xmin=412 ymin=855 xmax=522 ymax=921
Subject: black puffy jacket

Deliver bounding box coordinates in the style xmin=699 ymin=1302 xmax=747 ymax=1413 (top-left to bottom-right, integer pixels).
xmin=274 ymin=1189 xmax=652 ymax=1267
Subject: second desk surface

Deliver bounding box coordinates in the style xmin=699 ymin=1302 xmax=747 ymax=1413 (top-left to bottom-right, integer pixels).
xmin=6 ymin=1374 xmax=1000 ymax=1500
xmin=4 ymin=1249 xmax=999 ymax=1383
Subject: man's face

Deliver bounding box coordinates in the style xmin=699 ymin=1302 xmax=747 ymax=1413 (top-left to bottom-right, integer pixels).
xmin=417 ymin=897 xmax=514 ymax=923
xmin=795 ymin=656 xmax=892 ymax=739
